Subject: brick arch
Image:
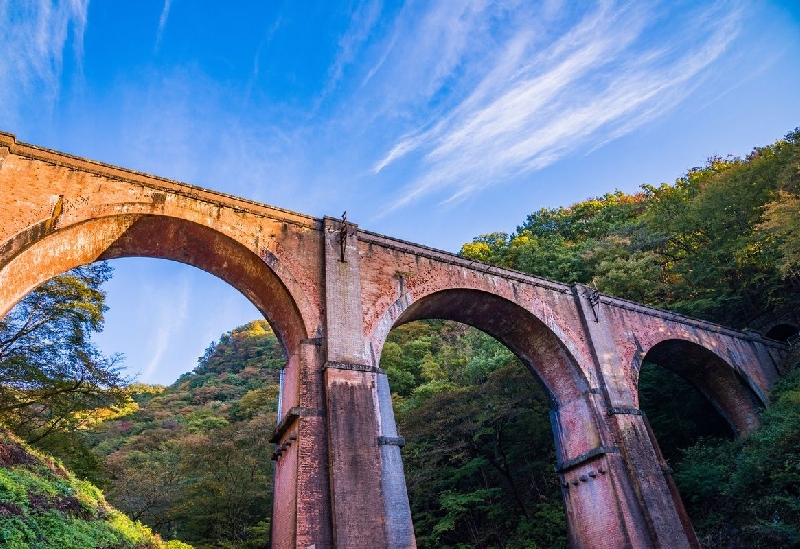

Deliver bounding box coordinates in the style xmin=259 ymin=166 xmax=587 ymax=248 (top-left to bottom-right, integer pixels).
xmin=0 ymin=214 xmax=310 ymax=353
xmin=370 ymin=288 xmax=591 ymax=406
xmin=639 ymin=339 xmax=762 ymax=434
xmin=765 ymin=323 xmax=799 ymax=342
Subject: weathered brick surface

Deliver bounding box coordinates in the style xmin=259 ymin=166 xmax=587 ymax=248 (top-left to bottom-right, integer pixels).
xmin=561 ymin=453 xmax=653 ymax=549
xmin=612 ymin=413 xmax=700 ymax=548
xmin=296 ymin=415 xmax=333 ymax=548
xmin=270 ymin=346 xmax=334 ymax=548
xmin=551 ymin=392 xmax=608 ymax=464
xmin=271 ymin=427 xmax=298 ymax=549
xmin=325 ymin=367 xmax=387 ymax=548
xmin=0 ymin=134 xmax=789 ymax=549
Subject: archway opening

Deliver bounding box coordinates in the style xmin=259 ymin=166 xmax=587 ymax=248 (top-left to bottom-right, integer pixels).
xmin=374 ymin=289 xmax=588 ymax=549
xmin=0 ymin=259 xmax=286 ymax=548
xmin=637 ymin=362 xmax=734 ymax=464
xmin=765 ymin=323 xmax=799 ymax=343
xmin=381 ymin=320 xmax=568 ymax=549
xmin=94 ymin=257 xmax=264 ymax=385
xmin=638 ymin=339 xmax=764 ymax=540
xmin=640 ymin=339 xmax=763 ymax=439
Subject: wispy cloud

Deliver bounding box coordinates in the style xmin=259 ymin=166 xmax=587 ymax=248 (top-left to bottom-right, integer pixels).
xmin=0 ymin=0 xmax=747 ymax=227
xmin=143 ymin=271 xmax=190 ymax=378
xmin=0 ymin=0 xmax=89 ymax=123
xmin=155 ymin=0 xmax=172 ymax=52
xmin=367 ymin=0 xmax=743 ymax=215
xmin=322 ymin=0 xmax=383 ymax=98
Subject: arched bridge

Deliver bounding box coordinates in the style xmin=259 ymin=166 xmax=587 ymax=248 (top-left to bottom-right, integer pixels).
xmin=0 ymin=133 xmax=787 ymax=549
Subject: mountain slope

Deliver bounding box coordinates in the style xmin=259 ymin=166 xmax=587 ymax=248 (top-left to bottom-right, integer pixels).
xmin=0 ymin=427 xmax=191 ymax=549
xmin=86 ymin=320 xmax=282 ymax=549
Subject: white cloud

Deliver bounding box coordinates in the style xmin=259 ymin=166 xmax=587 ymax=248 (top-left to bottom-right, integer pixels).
xmin=155 ymin=0 xmax=172 ymax=52
xmin=143 ymin=271 xmax=190 ymax=378
xmin=0 ymin=0 xmax=748 ymax=225
xmin=0 ymin=0 xmax=89 ymax=124
xmin=323 ymin=0 xmax=383 ymax=98
xmin=366 ymin=0 xmax=743 ymax=215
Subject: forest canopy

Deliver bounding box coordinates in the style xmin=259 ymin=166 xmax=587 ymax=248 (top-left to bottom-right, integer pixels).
xmin=461 ymin=127 xmax=800 ymax=327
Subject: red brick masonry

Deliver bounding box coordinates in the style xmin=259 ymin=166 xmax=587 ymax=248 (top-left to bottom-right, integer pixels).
xmin=0 ymin=133 xmax=787 ymax=548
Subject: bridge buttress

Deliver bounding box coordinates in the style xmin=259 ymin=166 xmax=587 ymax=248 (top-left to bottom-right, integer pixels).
xmin=271 ymin=339 xmax=335 ymax=549
xmin=321 ymin=217 xmax=415 ymax=549
xmin=571 ymin=284 xmax=700 ymax=549
xmin=550 ymin=389 xmax=655 ymax=549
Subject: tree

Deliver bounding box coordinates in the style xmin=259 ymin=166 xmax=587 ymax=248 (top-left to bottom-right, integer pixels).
xmin=89 ymin=321 xmax=283 ymax=548
xmin=0 ymin=263 xmax=128 ymax=445
xmin=761 ymin=191 xmax=800 ymax=278
xmin=387 ymin=323 xmax=567 ymax=548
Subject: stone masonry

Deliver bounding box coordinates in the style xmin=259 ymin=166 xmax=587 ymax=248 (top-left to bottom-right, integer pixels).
xmin=0 ymin=133 xmax=787 ymax=548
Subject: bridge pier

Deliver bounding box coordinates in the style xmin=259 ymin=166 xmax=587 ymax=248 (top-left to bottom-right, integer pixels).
xmin=271 ymin=340 xmax=334 ymax=548
xmin=551 ymin=390 xmax=653 ymax=548
xmin=571 ymin=284 xmax=700 ymax=549
xmin=321 ymin=217 xmax=416 ymax=549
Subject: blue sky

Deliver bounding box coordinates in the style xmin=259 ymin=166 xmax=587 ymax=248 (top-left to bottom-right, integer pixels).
xmin=2 ymin=0 xmax=799 ymax=384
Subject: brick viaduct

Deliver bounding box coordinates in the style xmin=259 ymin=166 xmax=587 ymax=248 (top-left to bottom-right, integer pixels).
xmin=0 ymin=133 xmax=788 ymax=548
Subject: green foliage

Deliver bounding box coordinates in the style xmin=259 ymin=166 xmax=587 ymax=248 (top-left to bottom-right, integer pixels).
xmin=0 ymin=263 xmax=129 ymax=447
xmin=192 ymin=320 xmax=284 ymax=377
xmin=640 ymin=140 xmax=800 ymax=323
xmin=673 ymin=349 xmax=800 ymax=548
xmin=85 ymin=320 xmax=282 ymax=548
xmin=461 ymin=192 xmax=647 ymax=285
xmin=761 ymin=191 xmax=800 ymax=278
xmin=0 ymin=427 xmax=180 ymax=549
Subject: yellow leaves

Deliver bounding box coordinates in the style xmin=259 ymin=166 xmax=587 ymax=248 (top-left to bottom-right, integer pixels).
xmin=243 ymin=319 xmax=271 ymax=336
xmin=509 ymin=234 xmax=530 ymax=247
xmin=72 ymin=395 xmax=139 ymax=430
xmin=239 ymin=386 xmax=279 ymax=418
xmin=459 ymin=241 xmax=492 ymax=262
xmin=759 ymin=191 xmax=800 ymax=277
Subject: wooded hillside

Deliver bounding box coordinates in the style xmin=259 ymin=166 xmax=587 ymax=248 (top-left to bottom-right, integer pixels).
xmin=0 ymin=427 xmax=190 ymax=549
xmin=86 ymin=320 xmax=282 ymax=549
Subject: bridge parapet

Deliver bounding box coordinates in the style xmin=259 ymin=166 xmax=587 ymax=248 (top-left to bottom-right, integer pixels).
xmin=597 ymin=291 xmax=788 ymax=347
xmin=0 ymin=131 xmax=319 ymax=231
xmin=358 ymin=228 xmax=573 ymax=293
